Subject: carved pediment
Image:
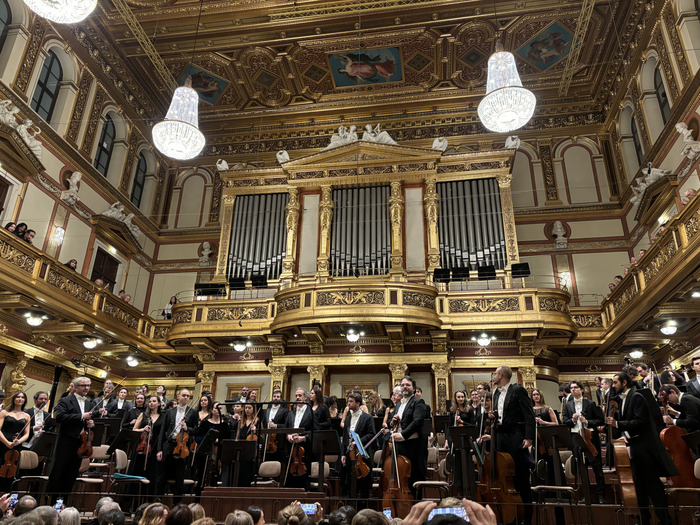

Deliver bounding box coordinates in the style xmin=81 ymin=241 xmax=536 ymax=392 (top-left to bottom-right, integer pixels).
xmin=0 ymin=123 xmax=44 ymax=180
xmin=634 ymin=174 xmax=678 ymax=226
xmin=90 ymin=215 xmax=141 ymax=253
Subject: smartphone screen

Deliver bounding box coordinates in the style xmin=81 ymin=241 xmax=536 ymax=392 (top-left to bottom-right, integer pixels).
xmin=300 ymin=504 xmax=316 ymax=515
xmin=383 ymin=509 xmax=392 ymax=520
xmin=54 ymin=498 xmax=63 ymax=513
xmin=8 ymin=494 xmax=18 ymax=510
xmin=427 ymin=507 xmax=468 ymax=522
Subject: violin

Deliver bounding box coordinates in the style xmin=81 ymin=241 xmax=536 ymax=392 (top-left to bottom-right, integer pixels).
xmin=136 ymin=429 xmax=149 ymax=454
xmin=173 ymin=429 xmax=191 ymax=459
xmin=0 ymin=447 xmax=20 ymax=478
xmin=77 ymin=428 xmax=94 ymax=458
xmin=289 ymin=443 xmax=306 ymax=476
xmin=380 ymin=424 xmax=412 ymax=519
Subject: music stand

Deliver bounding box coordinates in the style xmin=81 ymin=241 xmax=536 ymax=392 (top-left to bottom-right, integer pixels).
xmin=107 ymin=430 xmax=141 ymax=456
xmin=220 ymin=439 xmax=257 ymax=487
xmin=90 ymin=422 xmax=109 ymax=445
xmin=31 ymin=431 xmax=56 ymax=456
xmin=311 ymin=430 xmax=342 ymax=492
xmin=95 ymin=418 xmax=122 ymax=444
xmin=433 ymin=415 xmax=450 ymax=436
xmin=448 ymin=425 xmax=478 ymax=499
xmin=537 ymin=425 xmax=572 ymax=487
xmin=194 ymin=430 xmax=219 ymax=488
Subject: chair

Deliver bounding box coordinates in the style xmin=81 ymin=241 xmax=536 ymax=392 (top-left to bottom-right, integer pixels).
xmin=73 ymin=457 xmax=106 ymax=510
xmin=666 ymin=458 xmax=700 ymax=523
xmin=426 ymin=447 xmax=440 ymax=480
xmin=310 ymin=462 xmax=331 ymax=495
xmin=255 ymin=461 xmax=281 ymax=486
xmin=531 ymin=456 xmax=577 ymax=525
xmin=10 ymin=450 xmax=49 ymax=493
xmin=413 ymin=459 xmax=449 ymax=501
xmin=89 ymin=445 xmax=112 ymax=472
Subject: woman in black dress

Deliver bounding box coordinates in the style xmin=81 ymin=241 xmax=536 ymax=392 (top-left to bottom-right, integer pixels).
xmin=0 ymin=391 xmax=30 ymax=491
xmin=237 ymin=404 xmax=259 ymax=486
xmin=310 ymin=387 xmax=331 ymax=430
xmin=444 ymin=390 xmax=470 ymax=487
xmin=133 ymin=395 xmax=163 ymax=494
xmin=199 ymin=402 xmax=231 ymax=487
xmin=530 ymin=389 xmax=559 ymax=486
xmin=122 ymin=393 xmax=146 ymax=429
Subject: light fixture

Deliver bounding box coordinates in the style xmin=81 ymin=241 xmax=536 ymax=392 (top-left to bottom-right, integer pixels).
xmin=629 ymin=349 xmax=644 ymax=359
xmin=23 ymin=0 xmax=96 ymax=24
xmin=152 ymin=77 xmax=205 ymax=160
xmin=83 ymin=337 xmax=103 ymax=349
xmin=126 ymin=355 xmax=139 ymax=367
xmin=108 ymin=246 xmax=117 ymax=255
xmin=660 ymin=322 xmax=677 ymax=335
xmin=345 ymin=329 xmax=364 ymax=343
xmin=52 ymin=226 xmax=65 ymax=246
xmin=472 ymin=333 xmax=496 ymax=346
xmin=99 ymin=371 xmax=107 ymax=378
xmin=478 ymin=41 xmax=536 ymax=133
xmin=25 ymin=311 xmax=47 ymax=327
xmin=230 ymin=340 xmax=250 ymax=352
xmin=691 ymin=291 xmax=700 ymax=298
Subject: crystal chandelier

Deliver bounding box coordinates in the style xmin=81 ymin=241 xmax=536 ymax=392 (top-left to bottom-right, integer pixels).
xmin=152 ymin=77 xmax=205 ymax=160
xmin=23 ymin=0 xmax=97 ymax=24
xmin=478 ymin=41 xmax=536 ymax=133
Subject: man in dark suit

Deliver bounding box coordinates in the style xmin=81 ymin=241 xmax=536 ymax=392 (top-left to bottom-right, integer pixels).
xmin=686 ymin=356 xmax=700 ymax=398
xmin=390 ymin=375 xmax=428 ymax=495
xmin=156 ymin=385 xmax=168 ymax=408
xmin=106 ymin=387 xmax=132 ymax=420
xmin=286 ymin=387 xmax=315 ymax=489
xmin=635 ymin=363 xmax=661 ymax=392
xmin=607 ymin=371 xmax=676 ymax=525
xmin=156 ymin=388 xmax=197 ymax=504
xmin=45 ymin=377 xmax=95 ymax=502
xmin=340 ymin=392 xmax=376 ymax=503
xmin=491 ymin=366 xmax=536 ymax=525
xmin=660 ymin=384 xmax=700 ymax=433
xmin=262 ymin=388 xmax=288 ymax=462
xmin=562 ymin=380 xmax=606 ymax=503
xmin=24 ymin=391 xmax=54 ymax=449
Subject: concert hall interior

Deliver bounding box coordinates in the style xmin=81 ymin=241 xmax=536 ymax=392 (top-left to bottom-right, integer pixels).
xmin=0 ymin=0 xmax=699 ymax=523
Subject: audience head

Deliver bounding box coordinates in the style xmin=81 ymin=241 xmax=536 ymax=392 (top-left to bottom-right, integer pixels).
xmin=138 ymin=503 xmax=168 ymax=525
xmin=15 ymin=222 xmax=27 ymax=235
xmin=24 ymin=229 xmax=35 ymax=242
xmin=352 ymin=509 xmax=390 ymax=525
xmin=338 ymin=506 xmax=357 ymax=522
xmin=188 ymin=504 xmax=205 ymax=522
xmin=277 ymin=505 xmax=310 ymax=525
xmin=60 ymin=507 xmax=80 ymax=525
xmin=246 ymin=506 xmax=264 ymax=525
xmin=165 ymin=504 xmax=192 ymax=525
xmin=133 ymin=504 xmax=150 ymax=525
xmin=94 ymin=278 xmax=104 ymax=288
xmin=5 ymin=222 xmax=16 ymax=232
xmin=15 ymin=495 xmax=37 ymax=516
xmin=328 ymin=510 xmax=350 ymax=525
xmin=118 ymin=289 xmax=126 ymax=299
xmin=65 ymin=259 xmax=78 ymax=269
xmin=192 ymin=520 xmax=216 ymax=525
xmin=99 ymin=508 xmax=126 ymax=525
xmin=33 ymin=506 xmax=60 ymax=525
xmin=225 ymin=510 xmax=254 ymax=525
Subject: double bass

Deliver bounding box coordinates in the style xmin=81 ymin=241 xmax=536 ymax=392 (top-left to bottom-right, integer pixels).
xmin=606 ymin=400 xmax=638 ymax=510
xmin=381 ymin=432 xmax=412 ymax=519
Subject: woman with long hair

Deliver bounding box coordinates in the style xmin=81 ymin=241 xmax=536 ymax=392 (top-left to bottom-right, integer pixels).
xmin=237 ymin=404 xmax=259 ymax=486
xmin=122 ymin=393 xmax=147 ymax=429
xmin=326 ymin=396 xmax=339 ymax=419
xmin=0 ymin=391 xmax=30 ymax=490
xmin=13 ymin=222 xmax=27 ymax=238
xmin=163 ymin=296 xmax=177 ymax=320
xmin=367 ymin=391 xmax=385 ymax=418
xmin=199 ymin=401 xmax=231 ymax=486
xmin=382 ymin=387 xmax=402 ymax=431
xmin=4 ymin=222 xmax=15 ymax=233
xmin=133 ymin=395 xmax=164 ymax=493
xmin=138 ymin=503 xmax=168 ymax=525
xmin=310 ymin=387 xmax=331 ymax=430
xmin=531 ymin=389 xmax=558 ymax=425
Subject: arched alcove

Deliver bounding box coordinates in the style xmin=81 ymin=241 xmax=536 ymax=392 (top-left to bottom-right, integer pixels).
xmin=0 ymin=0 xmax=30 ymax=84
xmin=639 ymin=52 xmax=670 ymax=140
xmin=619 ymin=105 xmax=644 ymax=181
xmin=91 ymin=105 xmax=129 ymax=188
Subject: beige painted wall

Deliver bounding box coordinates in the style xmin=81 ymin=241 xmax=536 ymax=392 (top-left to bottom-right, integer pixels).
xmin=158 ymin=242 xmax=202 ymax=261
xmin=405 ymin=187 xmax=426 ymax=271
xmin=20 ymin=183 xmax=55 ymax=248
xmin=569 ymin=219 xmax=624 ymax=239
xmin=572 ymin=251 xmax=631 ymax=299
xmin=60 ymin=214 xmax=93 ymax=274
xmin=150 ymin=271 xmax=198 ymax=315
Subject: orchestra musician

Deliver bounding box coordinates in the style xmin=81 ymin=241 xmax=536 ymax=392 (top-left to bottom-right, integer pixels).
xmin=340 ymin=392 xmax=376 ymax=504
xmin=133 ymin=395 xmax=164 ymax=495
xmin=310 ymin=387 xmax=331 ymax=430
xmin=46 ymin=377 xmax=96 ymax=502
xmin=491 ymin=366 xmax=535 ymax=525
xmin=24 ymin=391 xmax=53 ymax=448
xmin=122 ymin=393 xmax=146 ymax=430
xmin=106 ymin=387 xmax=132 ymax=420
xmin=390 ymin=376 xmax=428 ymax=496
xmin=445 ymin=390 xmax=470 ymax=490
xmin=156 ymin=388 xmax=197 ymax=504
xmin=286 ymin=388 xmax=315 ymax=489
xmin=686 ymin=356 xmax=700 ymax=398
xmin=262 ymin=388 xmax=288 ymax=462
xmin=562 ymin=380 xmax=606 ymax=503
xmin=199 ymin=401 xmax=231 ymax=486
xmin=367 ymin=391 xmax=385 ymax=419
xmin=0 ymin=391 xmax=30 ymax=491
xmin=467 ymin=389 xmax=483 ymax=425
xmin=381 ymin=387 xmax=402 ymax=432
xmin=659 ymin=384 xmax=700 ymax=433
xmin=606 ymin=371 xmax=676 ymax=525
xmin=95 ymin=379 xmax=115 ymax=417
xmin=156 ymin=385 xmax=168 ymax=408
xmin=635 ymin=363 xmax=660 ymax=393
xmin=531 ymin=389 xmax=557 ymax=426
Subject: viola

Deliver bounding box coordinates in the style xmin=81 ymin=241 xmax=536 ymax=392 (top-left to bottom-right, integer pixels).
xmin=289 ymin=443 xmax=306 ymax=476
xmin=173 ymin=430 xmax=191 ymax=459
xmin=349 ymin=444 xmax=370 ymax=479
xmin=77 ymin=428 xmax=94 ymax=458
xmin=265 ymin=435 xmax=277 ymax=453
xmin=0 ymin=448 xmax=20 ymax=478
xmin=380 ymin=429 xmax=412 ymax=519
xmin=136 ymin=429 xmax=149 ymax=454
xmin=607 ymin=400 xmax=638 ymax=511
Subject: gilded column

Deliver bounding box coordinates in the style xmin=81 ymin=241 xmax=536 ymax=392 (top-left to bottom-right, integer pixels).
xmin=389 ymin=181 xmax=404 ymax=276
xmin=431 ymin=362 xmax=451 ymax=415
xmin=307 ymin=365 xmax=326 ymax=392
xmin=519 ymin=366 xmax=537 ymax=391
xmin=213 ymin=194 xmax=235 ymax=283
xmin=316 ymin=186 xmax=333 ymax=280
xmin=495 ymin=171 xmax=520 ymax=265
xmin=268 ymin=334 xmax=286 ymax=357
xmin=196 ymin=370 xmax=215 ymax=394
xmin=424 ymin=177 xmax=440 ymax=273
xmin=389 ymin=364 xmax=408 ymax=388
xmin=269 ymin=365 xmax=289 ymax=396
xmin=280 ymin=187 xmax=300 ymax=283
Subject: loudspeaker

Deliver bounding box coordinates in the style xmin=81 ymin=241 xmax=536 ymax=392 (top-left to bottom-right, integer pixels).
xmin=195 ymin=283 xmax=226 ymax=296
xmin=477 ymin=265 xmax=497 ymax=280
xmin=511 ymin=262 xmax=531 ymax=278
xmin=251 ymin=274 xmax=268 ymax=289
xmin=228 ymin=277 xmax=245 ymax=291
xmin=452 ymin=267 xmax=470 ymax=281
xmin=433 ymin=268 xmax=451 ymax=283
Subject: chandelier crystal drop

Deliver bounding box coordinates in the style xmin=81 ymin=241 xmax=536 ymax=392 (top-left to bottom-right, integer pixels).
xmin=23 ymin=0 xmax=97 ymax=24
xmin=478 ymin=42 xmax=536 ymax=133
xmin=152 ymin=77 xmax=205 ymax=160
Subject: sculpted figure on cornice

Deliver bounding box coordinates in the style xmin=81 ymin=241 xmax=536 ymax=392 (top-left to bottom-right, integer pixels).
xmin=0 ymin=100 xmax=20 ymax=129
xmin=324 ymin=125 xmax=358 ymax=150
xmin=277 ymin=150 xmax=290 ymax=164
xmin=505 ymin=136 xmax=520 ymax=149
xmin=362 ymin=124 xmax=396 ymax=145
xmin=16 ymin=120 xmax=42 ymax=160
xmin=60 ymin=172 xmax=82 ymax=206
xmin=677 ymin=123 xmax=700 ymax=162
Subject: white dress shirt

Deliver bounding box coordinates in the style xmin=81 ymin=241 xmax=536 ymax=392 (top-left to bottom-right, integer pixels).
xmin=268 ymin=405 xmax=279 ymax=422
xmin=349 ymin=409 xmax=361 ymax=432
xmin=75 ymin=394 xmax=86 ymax=414
xmin=294 ymin=405 xmax=307 ymax=428
xmin=571 ymin=397 xmax=584 ymax=432
xmin=497 ymin=383 xmax=511 ymax=424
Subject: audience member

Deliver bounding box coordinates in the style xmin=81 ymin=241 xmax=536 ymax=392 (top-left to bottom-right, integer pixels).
xmin=64 ymin=259 xmax=78 ymax=270
xmin=165 ymin=504 xmax=192 ymax=525
xmin=14 ymin=495 xmax=37 ymax=516
xmin=189 ymin=503 xmax=206 ymax=521
xmin=138 ymin=503 xmax=168 ymax=525
xmin=118 ymin=290 xmax=126 ymax=300
xmin=352 ymin=509 xmax=389 ymax=525
xmin=4 ymin=222 xmax=16 ymax=232
xmin=33 ymin=506 xmax=61 ymax=525
xmin=124 ymin=294 xmax=132 ymax=303
xmin=99 ymin=508 xmax=126 ymax=525
xmin=60 ymin=507 xmax=81 ymax=525
xmin=247 ymin=506 xmax=264 ymax=525
xmin=163 ymin=296 xmax=177 ymax=320
xmin=225 ymin=510 xmax=254 ymax=525
xmin=192 ymin=520 xmax=216 ymax=525
xmin=14 ymin=222 xmax=27 ymax=237
xmin=133 ymin=503 xmax=150 ymax=525
xmin=277 ymin=505 xmax=309 ymax=525
xmin=24 ymin=229 xmax=35 ymax=244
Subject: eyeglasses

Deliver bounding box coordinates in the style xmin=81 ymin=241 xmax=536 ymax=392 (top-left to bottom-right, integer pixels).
xmin=77 ymin=384 xmax=90 ymax=387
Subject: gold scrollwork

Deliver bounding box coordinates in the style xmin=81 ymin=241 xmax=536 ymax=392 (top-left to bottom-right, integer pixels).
xmin=207 ymin=306 xmax=268 ymax=321
xmin=277 ymin=296 xmax=301 ymax=313
xmin=538 ymin=297 xmax=567 ymax=313
xmin=103 ymin=301 xmax=139 ymax=329
xmin=0 ymin=241 xmax=35 ymax=273
xmin=613 ymin=283 xmax=638 ymax=315
xmin=402 ymin=292 xmax=435 ymax=309
xmin=316 ymin=290 xmax=384 ymax=306
xmin=349 ymin=345 xmax=365 ymax=354
xmin=449 ymin=297 xmax=519 ymax=313
xmin=172 ymin=311 xmax=193 ymax=324
xmin=474 ymin=347 xmax=492 ymax=356
xmin=309 ymin=343 xmax=324 ymax=354
xmin=571 ymin=315 xmax=603 ymax=328
xmin=642 ymin=239 xmax=677 ymax=284
xmin=390 ymin=341 xmax=404 ymax=353
xmin=153 ymin=326 xmax=170 ymax=339
xmin=685 ymin=215 xmax=699 ymax=241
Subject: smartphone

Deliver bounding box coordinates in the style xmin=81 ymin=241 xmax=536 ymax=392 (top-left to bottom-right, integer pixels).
xmin=8 ymin=493 xmax=18 ymax=510
xmin=300 ymin=504 xmax=316 ymax=515
xmin=383 ymin=509 xmax=392 ymax=520
xmin=53 ymin=498 xmax=63 ymax=513
xmin=427 ymin=507 xmax=468 ymax=521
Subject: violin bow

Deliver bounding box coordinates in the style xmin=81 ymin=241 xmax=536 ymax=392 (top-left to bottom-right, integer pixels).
xmin=91 ymin=376 xmax=128 ymax=417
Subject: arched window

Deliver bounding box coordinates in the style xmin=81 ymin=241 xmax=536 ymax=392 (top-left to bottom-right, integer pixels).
xmin=94 ymin=115 xmax=115 ymax=177
xmin=631 ymin=117 xmax=644 ymax=166
xmin=0 ymin=0 xmax=11 ymax=48
xmin=30 ymin=51 xmax=63 ymax=122
xmin=654 ymin=68 xmax=671 ymax=124
xmin=130 ymin=153 xmax=147 ymax=207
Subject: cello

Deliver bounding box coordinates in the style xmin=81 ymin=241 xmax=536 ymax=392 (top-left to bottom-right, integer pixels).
xmin=606 ymin=400 xmax=638 ymax=510
xmin=381 ymin=432 xmax=412 ymax=519
xmin=659 ymin=393 xmax=699 ymax=488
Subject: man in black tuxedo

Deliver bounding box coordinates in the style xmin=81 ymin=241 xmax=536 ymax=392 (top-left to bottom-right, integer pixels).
xmin=491 ymin=366 xmax=536 ymax=525
xmin=286 ymin=387 xmax=315 ymax=489
xmin=262 ymin=388 xmax=288 ymax=462
xmin=607 ymin=371 xmax=676 ymax=525
xmin=24 ymin=391 xmax=54 ymax=449
xmin=685 ymin=356 xmax=700 ymax=398
xmin=156 ymin=388 xmax=198 ymax=503
xmin=562 ymin=380 xmax=606 ymax=503
xmin=390 ymin=375 xmax=428 ymax=495
xmin=635 ymin=363 xmax=661 ymax=392
xmin=45 ymin=377 xmax=95 ymax=502
xmin=106 ymin=387 xmax=132 ymax=420
xmin=156 ymin=385 xmax=168 ymax=408
xmin=660 ymin=384 xmax=700 ymax=433
xmin=340 ymin=392 xmax=376 ymax=503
